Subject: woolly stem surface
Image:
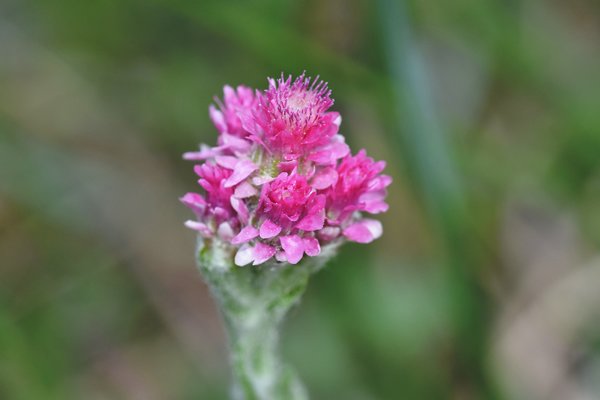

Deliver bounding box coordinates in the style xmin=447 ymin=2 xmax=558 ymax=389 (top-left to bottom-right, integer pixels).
xmin=196 ymin=237 xmax=337 ymax=400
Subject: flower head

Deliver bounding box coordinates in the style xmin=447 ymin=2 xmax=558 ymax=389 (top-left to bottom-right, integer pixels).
xmin=182 ymin=73 xmax=391 ymax=266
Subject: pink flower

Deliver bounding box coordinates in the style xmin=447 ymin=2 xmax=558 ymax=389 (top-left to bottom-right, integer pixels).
xmin=248 ymin=73 xmax=348 ymax=164
xmin=195 ymin=163 xmax=235 ymax=216
xmin=230 ymin=172 xmax=326 ymax=265
xmin=327 ymin=150 xmax=392 ymax=224
xmin=257 ymin=172 xmax=325 ymax=232
xmin=182 ymin=73 xmax=391 ymax=266
xmin=181 ymin=163 xmax=240 ymax=235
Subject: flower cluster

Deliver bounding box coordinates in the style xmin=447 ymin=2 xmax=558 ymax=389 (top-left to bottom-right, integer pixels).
xmin=182 ymin=73 xmax=391 ymax=266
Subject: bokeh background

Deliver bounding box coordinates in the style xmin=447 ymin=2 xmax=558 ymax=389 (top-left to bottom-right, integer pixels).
xmin=2 ymin=0 xmax=600 ymax=399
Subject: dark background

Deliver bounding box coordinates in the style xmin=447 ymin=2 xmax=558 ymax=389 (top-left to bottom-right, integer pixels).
xmin=1 ymin=0 xmax=600 ymax=399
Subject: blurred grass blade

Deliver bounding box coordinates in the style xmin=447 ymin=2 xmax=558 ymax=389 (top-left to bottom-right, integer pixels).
xmin=376 ymin=0 xmax=502 ymax=398
xmin=377 ymin=0 xmax=463 ymax=216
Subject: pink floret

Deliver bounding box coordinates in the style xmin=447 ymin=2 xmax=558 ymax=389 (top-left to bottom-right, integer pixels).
xmin=195 ymin=163 xmax=235 ymax=215
xmin=257 ymin=173 xmax=325 ymax=233
xmin=250 ymin=73 xmax=345 ymax=164
xmin=327 ymin=150 xmax=392 ymax=225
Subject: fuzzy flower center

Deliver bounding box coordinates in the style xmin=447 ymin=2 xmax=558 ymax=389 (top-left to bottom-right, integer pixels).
xmin=286 ymin=91 xmax=313 ymax=112
xmin=276 ymin=78 xmax=331 ymax=130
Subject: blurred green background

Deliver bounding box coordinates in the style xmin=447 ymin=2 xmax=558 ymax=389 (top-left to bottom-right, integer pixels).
xmin=2 ymin=0 xmax=600 ymax=399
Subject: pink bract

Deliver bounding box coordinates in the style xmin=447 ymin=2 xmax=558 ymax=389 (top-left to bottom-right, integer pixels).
xmin=181 ymin=73 xmax=391 ymax=266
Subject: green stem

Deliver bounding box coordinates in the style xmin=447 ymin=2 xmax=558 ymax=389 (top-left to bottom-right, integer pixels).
xmin=196 ymin=237 xmax=339 ymax=399
xmin=224 ymin=283 xmax=306 ymax=400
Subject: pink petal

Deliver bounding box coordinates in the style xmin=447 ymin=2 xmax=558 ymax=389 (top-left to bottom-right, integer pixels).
xmin=308 ymin=151 xmax=333 ymax=165
xmin=308 ymin=194 xmax=326 ymax=213
xmin=220 ymin=133 xmax=251 ymax=151
xmin=363 ymin=200 xmax=389 ymax=214
xmin=230 ymin=197 xmax=249 ymax=224
xmin=303 ymin=237 xmax=321 ymax=257
xmin=296 ymin=211 xmax=325 ymax=231
xmin=343 ymin=219 xmax=383 ymax=243
xmin=368 ymin=175 xmax=393 ymax=191
xmin=179 ymin=193 xmax=206 ymax=214
xmin=235 ymin=85 xmax=254 ymax=102
xmin=213 ymin=206 xmax=229 ymax=221
xmin=234 ymin=181 xmax=258 ymax=198
xmin=193 ymin=164 xmax=205 ymax=177
xmin=235 ymin=245 xmax=254 ymax=266
xmin=304 ymin=163 xmax=316 ymax=179
xmin=359 ymin=191 xmax=389 ymax=213
xmin=311 ymin=167 xmax=338 ymax=190
xmin=318 ymin=112 xmax=341 ymax=138
xmin=296 ymin=195 xmax=325 ymax=231
xmin=280 ymin=235 xmax=305 ymax=265
xmin=223 ymin=85 xmax=236 ymax=103
xmin=239 ymin=109 xmax=260 ymax=135
xmin=359 ymin=190 xmax=386 ymax=203
xmin=259 ymin=219 xmax=282 ymax=239
xmin=318 ymin=226 xmax=341 ymax=241
xmin=332 ymin=112 xmax=342 ymax=126
xmin=209 ymin=105 xmax=227 ymax=133
xmin=252 ymin=175 xmax=275 ymax=186
xmin=215 ymin=155 xmax=239 ymax=169
xmin=275 ymin=251 xmax=287 ymax=262
xmin=224 ymin=159 xmax=258 ymax=188
xmin=231 ymin=226 xmax=259 ymax=245
xmin=217 ymin=222 xmax=234 ymax=241
xmin=183 ymin=144 xmax=220 ymax=160
xmin=328 ymin=140 xmax=350 ymax=158
xmin=373 ymin=160 xmax=386 ymax=174
xmin=278 ymin=160 xmax=298 ymax=173
xmin=184 ymin=220 xmax=212 ymax=237
xmin=252 ymin=243 xmax=276 ymax=265
xmin=309 ymin=136 xmax=350 ymax=165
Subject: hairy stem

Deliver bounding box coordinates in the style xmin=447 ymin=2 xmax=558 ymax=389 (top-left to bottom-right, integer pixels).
xmin=196 ymin=237 xmax=338 ymax=400
xmin=224 ymin=273 xmax=307 ymax=400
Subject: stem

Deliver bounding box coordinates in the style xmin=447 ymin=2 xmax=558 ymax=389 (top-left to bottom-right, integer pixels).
xmin=225 ymin=284 xmax=307 ymax=400
xmin=196 ymin=237 xmax=338 ymax=400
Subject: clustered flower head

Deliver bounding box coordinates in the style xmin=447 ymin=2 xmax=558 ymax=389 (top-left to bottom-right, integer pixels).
xmin=182 ymin=73 xmax=391 ymax=266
